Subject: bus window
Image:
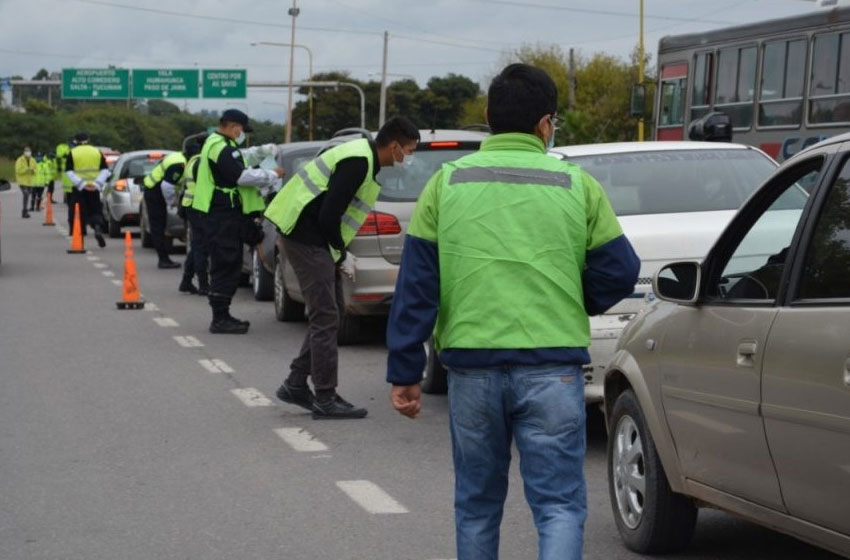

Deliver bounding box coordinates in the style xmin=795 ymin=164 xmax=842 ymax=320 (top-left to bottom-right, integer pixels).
xmin=715 ymin=45 xmax=758 ymax=129
xmin=691 ymin=52 xmax=713 ymax=121
xmin=759 ymin=39 xmax=806 ymax=127
xmin=810 ymin=32 xmax=850 ymax=125
xmin=660 ymin=79 xmax=686 ymax=126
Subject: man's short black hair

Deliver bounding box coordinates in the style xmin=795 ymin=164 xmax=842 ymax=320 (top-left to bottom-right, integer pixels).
xmin=375 ymin=116 xmax=420 ymax=147
xmin=487 ymin=63 xmax=557 ymax=135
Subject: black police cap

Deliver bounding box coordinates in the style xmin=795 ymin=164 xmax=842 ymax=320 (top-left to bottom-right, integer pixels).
xmin=220 ymin=109 xmax=253 ymax=133
xmin=74 ymin=131 xmax=90 ymax=142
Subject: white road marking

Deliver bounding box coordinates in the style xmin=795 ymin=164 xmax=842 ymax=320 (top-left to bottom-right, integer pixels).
xmin=173 ymin=335 xmax=203 ymax=348
xmin=102 ymin=271 xmax=115 ymax=277
xmin=230 ymin=388 xmax=274 ymax=407
xmin=335 ymin=480 xmax=409 ymax=514
xmin=86 ymin=256 xmax=100 ymax=261
xmin=111 ymin=279 xmax=122 ymax=286
xmin=145 ymin=303 xmax=159 ymax=311
xmin=153 ymin=317 xmax=178 ymax=327
xmin=274 ymin=428 xmax=329 ymax=452
xmin=93 ymin=263 xmax=107 ymax=268
xmin=197 ymin=359 xmax=235 ymax=374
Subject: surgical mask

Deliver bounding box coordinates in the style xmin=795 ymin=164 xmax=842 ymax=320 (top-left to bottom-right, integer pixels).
xmin=24 ymin=150 xmax=31 ymax=157
xmin=546 ymin=131 xmax=556 ymax=150
xmin=235 ymin=131 xmax=246 ymax=146
xmin=393 ymin=145 xmax=413 ymax=170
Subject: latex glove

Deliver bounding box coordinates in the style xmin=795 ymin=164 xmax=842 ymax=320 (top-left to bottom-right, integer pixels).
xmin=160 ymin=181 xmax=177 ymax=207
xmin=339 ymin=253 xmax=357 ymax=281
xmin=261 ymin=143 xmax=279 ymax=158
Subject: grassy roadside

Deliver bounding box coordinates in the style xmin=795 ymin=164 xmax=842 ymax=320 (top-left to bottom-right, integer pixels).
xmin=0 ymin=157 xmax=14 ymax=182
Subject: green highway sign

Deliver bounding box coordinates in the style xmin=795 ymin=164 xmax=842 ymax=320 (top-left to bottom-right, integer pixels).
xmin=132 ymin=69 xmax=199 ymax=99
xmin=202 ymin=69 xmax=246 ymax=98
xmin=62 ymin=68 xmax=129 ymax=99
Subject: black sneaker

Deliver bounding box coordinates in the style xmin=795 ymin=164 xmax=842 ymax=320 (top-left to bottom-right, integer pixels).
xmin=178 ymin=278 xmax=198 ymax=294
xmin=312 ymin=395 xmax=368 ymax=420
xmin=276 ymin=380 xmax=315 ymax=411
xmin=158 ymin=260 xmax=181 ymax=269
xmin=94 ymin=229 xmax=106 ymax=248
xmin=22 ymin=211 xmax=30 ymax=219
xmin=226 ymin=313 xmax=250 ymax=328
xmin=209 ymin=316 xmax=249 ymax=334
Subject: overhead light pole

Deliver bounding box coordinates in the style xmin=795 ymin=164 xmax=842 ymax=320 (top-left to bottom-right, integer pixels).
xmin=285 ymin=0 xmax=299 ymax=143
xmin=251 ymin=41 xmax=314 ymax=140
xmin=638 ymin=0 xmax=645 ymax=141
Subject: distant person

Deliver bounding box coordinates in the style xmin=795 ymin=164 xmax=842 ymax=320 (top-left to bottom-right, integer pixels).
xmin=142 ymin=148 xmax=186 ymax=269
xmin=65 ymin=131 xmax=109 ymax=247
xmin=55 ymin=139 xmax=73 ymax=210
xmin=45 ymin=151 xmax=57 ymax=202
xmin=177 ymin=136 xmax=209 ymax=295
xmin=31 ymin=150 xmax=48 ymax=212
xmin=265 ymin=116 xmax=420 ymax=420
xmin=14 ymin=145 xmax=36 ymax=218
xmin=192 ymin=109 xmax=284 ymax=334
xmin=385 ymin=63 xmax=640 ymax=559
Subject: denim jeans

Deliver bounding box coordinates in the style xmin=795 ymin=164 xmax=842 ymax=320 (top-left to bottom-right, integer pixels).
xmin=448 ymin=363 xmax=587 ymax=560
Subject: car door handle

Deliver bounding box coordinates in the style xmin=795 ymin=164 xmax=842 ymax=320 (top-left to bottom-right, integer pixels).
xmin=737 ymin=340 xmax=758 ymax=368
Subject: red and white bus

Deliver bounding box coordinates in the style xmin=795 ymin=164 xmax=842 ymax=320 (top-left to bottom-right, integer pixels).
xmin=654 ymin=6 xmax=850 ymax=161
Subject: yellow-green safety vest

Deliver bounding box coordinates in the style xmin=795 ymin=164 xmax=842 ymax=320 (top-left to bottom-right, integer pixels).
xmin=14 ymin=155 xmax=36 ymax=187
xmin=192 ymin=133 xmax=265 ymax=215
xmin=69 ymin=145 xmax=102 ymax=183
xmin=56 ymin=142 xmax=72 ymax=191
xmin=265 ymin=138 xmax=380 ymax=261
xmin=143 ymin=151 xmax=186 ymax=189
xmin=180 ymin=154 xmax=200 ymax=208
xmin=36 ymin=159 xmax=52 ymax=186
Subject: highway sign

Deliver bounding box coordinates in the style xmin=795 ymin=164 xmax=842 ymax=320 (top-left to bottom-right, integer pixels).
xmin=132 ymin=69 xmax=199 ymax=99
xmin=62 ymin=68 xmax=129 ymax=99
xmin=202 ymin=70 xmax=246 ymax=98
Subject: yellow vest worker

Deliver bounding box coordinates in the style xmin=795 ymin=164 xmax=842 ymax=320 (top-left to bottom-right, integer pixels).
xmin=14 ymin=146 xmax=36 ymax=218
xmin=177 ymin=138 xmax=210 ymax=296
xmin=65 ymin=131 xmax=110 ymax=248
xmin=142 ymin=151 xmax=186 ymax=268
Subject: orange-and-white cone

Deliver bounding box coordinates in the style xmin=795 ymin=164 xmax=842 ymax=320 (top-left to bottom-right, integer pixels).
xmin=66 ymin=203 xmax=85 ymax=253
xmin=42 ymin=192 xmax=55 ymax=226
xmin=116 ymin=230 xmax=145 ymax=309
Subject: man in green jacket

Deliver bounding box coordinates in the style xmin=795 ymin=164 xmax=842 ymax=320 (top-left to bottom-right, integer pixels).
xmin=14 ymin=145 xmax=36 ymax=218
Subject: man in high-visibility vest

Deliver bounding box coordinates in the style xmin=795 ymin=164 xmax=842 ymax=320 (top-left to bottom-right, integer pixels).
xmin=265 ymin=116 xmax=420 ymax=420
xmin=192 ymin=109 xmax=283 ymax=334
xmin=142 ymin=150 xmax=186 ymax=269
xmin=55 ymin=140 xmax=72 ymax=213
xmin=32 ymin=151 xmax=49 ymax=212
xmin=44 ymin=151 xmax=57 ymax=202
xmin=177 ymin=136 xmax=209 ymax=295
xmin=385 ymin=64 xmax=641 ymax=559
xmin=65 ymin=131 xmax=109 ymax=248
xmin=14 ymin=145 xmax=36 ymax=219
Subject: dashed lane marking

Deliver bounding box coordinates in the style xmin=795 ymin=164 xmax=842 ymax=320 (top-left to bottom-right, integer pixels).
xmin=198 ymin=359 xmax=234 ymax=374
xmin=86 ymin=256 xmax=100 ymax=261
xmin=335 ymin=480 xmax=409 ymax=514
xmin=145 ymin=303 xmax=159 ymax=311
xmin=153 ymin=317 xmax=179 ymax=327
xmin=93 ymin=263 xmax=107 ymax=268
xmin=274 ymin=428 xmax=329 ymax=452
xmin=230 ymin=388 xmax=274 ymax=407
xmin=102 ymin=271 xmax=115 ymax=277
xmin=173 ymin=335 xmax=204 ymax=348
xmin=111 ymin=279 xmax=122 ymax=286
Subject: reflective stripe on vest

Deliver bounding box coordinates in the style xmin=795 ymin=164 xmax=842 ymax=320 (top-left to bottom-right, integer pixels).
xmin=143 ymin=152 xmax=186 ymax=189
xmin=264 ymin=138 xmax=381 ymax=260
xmin=181 ymin=154 xmax=200 ymax=208
xmin=192 ymin=133 xmax=265 ymax=215
xmin=70 ymin=145 xmax=102 ymax=182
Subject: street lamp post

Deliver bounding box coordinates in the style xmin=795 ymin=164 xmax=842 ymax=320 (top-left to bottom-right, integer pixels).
xmin=285 ymin=0 xmax=299 ymax=143
xmin=251 ymin=41 xmax=314 ymax=140
xmin=638 ymin=0 xmax=645 ymax=141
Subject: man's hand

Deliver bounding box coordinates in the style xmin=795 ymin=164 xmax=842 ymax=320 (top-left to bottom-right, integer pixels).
xmin=390 ymin=384 xmax=422 ymax=419
xmin=339 ymin=253 xmax=357 ymax=281
xmin=84 ymin=182 xmax=98 ymax=191
xmin=273 ymin=167 xmax=286 ymax=178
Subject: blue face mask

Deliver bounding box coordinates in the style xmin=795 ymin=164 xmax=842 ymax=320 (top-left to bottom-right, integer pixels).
xmin=546 ymin=131 xmax=556 ymax=150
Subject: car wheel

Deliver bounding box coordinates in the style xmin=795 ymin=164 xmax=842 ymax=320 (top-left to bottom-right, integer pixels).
xmin=139 ymin=204 xmax=153 ymax=248
xmin=608 ymin=389 xmax=698 ymax=554
xmin=108 ymin=212 xmax=122 ymax=238
xmin=252 ymin=249 xmax=274 ymax=301
xmin=337 ymin=312 xmax=359 ymax=346
xmin=421 ymin=336 xmax=448 ymax=394
xmin=274 ymin=253 xmax=305 ymax=322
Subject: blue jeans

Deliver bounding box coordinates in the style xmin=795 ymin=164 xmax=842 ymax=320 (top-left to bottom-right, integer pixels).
xmin=448 ymin=363 xmax=586 ymax=560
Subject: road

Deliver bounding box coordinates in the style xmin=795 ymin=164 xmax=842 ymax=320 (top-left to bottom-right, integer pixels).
xmin=0 ymin=186 xmax=842 ymax=560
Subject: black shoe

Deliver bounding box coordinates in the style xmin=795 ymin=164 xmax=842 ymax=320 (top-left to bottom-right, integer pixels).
xmin=22 ymin=211 xmax=30 ymax=219
xmin=209 ymin=316 xmax=250 ymax=334
xmin=197 ymin=286 xmax=209 ymax=296
xmin=178 ymin=278 xmax=198 ymax=294
xmin=276 ymin=380 xmax=315 ymax=411
xmin=94 ymin=228 xmax=106 ymax=248
xmin=158 ymin=260 xmax=181 ymax=269
xmin=226 ymin=313 xmax=250 ymax=328
xmin=312 ymin=395 xmax=368 ymax=420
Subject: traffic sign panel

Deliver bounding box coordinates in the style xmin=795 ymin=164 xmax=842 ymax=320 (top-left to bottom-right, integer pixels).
xmin=132 ymin=69 xmax=198 ymax=99
xmin=62 ymin=68 xmax=129 ymax=99
xmin=203 ymin=69 xmax=246 ymax=98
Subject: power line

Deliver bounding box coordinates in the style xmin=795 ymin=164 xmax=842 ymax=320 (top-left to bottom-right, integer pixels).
xmin=466 ymin=0 xmax=735 ymax=24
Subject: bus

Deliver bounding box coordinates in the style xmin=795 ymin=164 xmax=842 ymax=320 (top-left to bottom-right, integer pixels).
xmin=654 ymin=6 xmax=850 ymax=161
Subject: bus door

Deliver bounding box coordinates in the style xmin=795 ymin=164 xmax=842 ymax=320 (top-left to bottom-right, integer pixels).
xmin=657 ymin=62 xmax=688 ymax=140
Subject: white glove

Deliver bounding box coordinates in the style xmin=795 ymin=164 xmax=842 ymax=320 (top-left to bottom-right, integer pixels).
xmin=339 ymin=253 xmax=357 ymax=281
xmin=259 ymin=143 xmax=279 ymax=158
xmin=160 ymin=180 xmax=177 ymax=207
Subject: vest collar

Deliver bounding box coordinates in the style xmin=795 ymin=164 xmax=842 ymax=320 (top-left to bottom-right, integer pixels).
xmin=480 ymin=133 xmax=546 ymax=154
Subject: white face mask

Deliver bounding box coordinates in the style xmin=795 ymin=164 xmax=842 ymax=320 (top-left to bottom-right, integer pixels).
xmin=235 ymin=131 xmax=246 ymax=146
xmin=393 ymin=145 xmax=413 ymax=169
xmin=24 ymin=150 xmax=32 ymax=157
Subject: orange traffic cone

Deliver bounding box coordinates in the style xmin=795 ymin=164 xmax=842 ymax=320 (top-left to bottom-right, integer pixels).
xmin=116 ymin=230 xmax=145 ymax=309
xmin=66 ymin=203 xmax=85 ymax=253
xmin=42 ymin=192 xmax=55 ymax=226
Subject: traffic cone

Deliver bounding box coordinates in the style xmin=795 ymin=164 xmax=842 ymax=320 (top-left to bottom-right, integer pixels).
xmin=116 ymin=230 xmax=145 ymax=309
xmin=42 ymin=192 xmax=55 ymax=226
xmin=66 ymin=203 xmax=85 ymax=254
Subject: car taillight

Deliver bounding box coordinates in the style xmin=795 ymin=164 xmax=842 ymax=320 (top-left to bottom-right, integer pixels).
xmin=115 ymin=179 xmax=128 ymax=191
xmin=429 ymin=141 xmax=460 ymax=148
xmin=357 ymin=211 xmax=401 ymax=236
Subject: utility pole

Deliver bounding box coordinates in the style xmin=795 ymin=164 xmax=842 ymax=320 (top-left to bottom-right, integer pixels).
xmin=568 ymin=48 xmax=576 ymax=111
xmin=285 ymin=0 xmax=299 ymax=143
xmin=638 ymin=0 xmax=645 ymax=141
xmin=378 ymin=31 xmax=389 ymax=128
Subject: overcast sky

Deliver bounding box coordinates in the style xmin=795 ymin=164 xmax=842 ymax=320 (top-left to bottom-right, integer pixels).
xmin=0 ymin=0 xmax=835 ymax=123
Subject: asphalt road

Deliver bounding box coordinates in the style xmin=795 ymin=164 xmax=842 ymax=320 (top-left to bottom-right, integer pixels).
xmin=0 ymin=186 xmax=843 ymax=560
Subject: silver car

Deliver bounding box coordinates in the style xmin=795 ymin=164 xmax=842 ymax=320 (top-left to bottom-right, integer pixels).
xmin=139 ymin=157 xmax=187 ymax=251
xmin=102 ymin=150 xmax=170 ymax=238
xmin=272 ymin=129 xmax=488 ymax=345
xmin=604 ymin=132 xmax=850 ymax=556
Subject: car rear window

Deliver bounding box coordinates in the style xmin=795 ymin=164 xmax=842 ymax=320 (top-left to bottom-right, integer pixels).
xmin=377 ymin=142 xmax=480 ymax=202
xmin=122 ymin=156 xmax=162 ymax=179
xmin=566 ymin=149 xmax=779 ymax=215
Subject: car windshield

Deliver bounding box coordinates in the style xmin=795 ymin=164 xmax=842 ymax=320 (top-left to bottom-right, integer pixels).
xmin=377 ymin=147 xmax=479 ymax=202
xmin=566 ymin=149 xmax=782 ymax=215
xmin=122 ymin=157 xmax=162 ymax=179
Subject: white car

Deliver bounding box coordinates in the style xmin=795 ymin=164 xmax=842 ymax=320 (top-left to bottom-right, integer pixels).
xmin=421 ymin=140 xmax=779 ymax=401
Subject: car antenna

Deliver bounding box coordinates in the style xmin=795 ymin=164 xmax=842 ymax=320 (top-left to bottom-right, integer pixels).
xmin=430 ymin=107 xmax=438 ymax=134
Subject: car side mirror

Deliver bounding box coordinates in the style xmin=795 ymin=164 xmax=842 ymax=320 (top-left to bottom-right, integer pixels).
xmin=0 ymin=179 xmax=10 ymax=192
xmin=652 ymin=261 xmax=701 ymax=304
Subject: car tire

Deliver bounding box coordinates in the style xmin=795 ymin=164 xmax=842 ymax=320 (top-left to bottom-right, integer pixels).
xmin=608 ymin=389 xmax=698 ymax=554
xmin=108 ymin=212 xmax=122 ymax=238
xmin=337 ymin=312 xmax=359 ymax=346
xmin=252 ymin=249 xmax=274 ymax=301
xmin=274 ymin=253 xmax=305 ymax=322
xmin=421 ymin=336 xmax=448 ymax=394
xmin=139 ymin=204 xmax=153 ymax=248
